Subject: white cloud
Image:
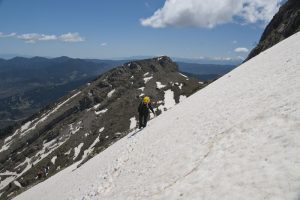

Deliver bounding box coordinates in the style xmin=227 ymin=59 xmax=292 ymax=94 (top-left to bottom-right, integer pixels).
xmin=39 ymin=34 xmax=57 ymax=41
xmin=141 ymin=0 xmax=283 ymax=28
xmin=240 ymin=0 xmax=282 ymax=23
xmin=59 ymin=32 xmax=84 ymax=42
xmin=3 ymin=32 xmax=84 ymax=43
xmin=235 ymin=47 xmax=249 ymax=53
xmin=17 ymin=33 xmax=58 ymax=43
xmin=0 ymin=32 xmax=16 ymax=38
xmin=213 ymin=56 xmax=233 ymax=61
xmin=233 ymin=40 xmax=238 ymax=44
xmin=101 ymin=42 xmax=107 ymax=46
xmin=7 ymin=32 xmax=16 ymax=37
xmin=17 ymin=33 xmax=41 ymax=43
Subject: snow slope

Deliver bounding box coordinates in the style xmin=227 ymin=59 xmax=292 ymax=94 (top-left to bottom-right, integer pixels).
xmin=13 ymin=33 xmax=300 ymax=200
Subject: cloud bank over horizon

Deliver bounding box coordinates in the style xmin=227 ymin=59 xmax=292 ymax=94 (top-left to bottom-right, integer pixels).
xmin=141 ymin=0 xmax=283 ymax=28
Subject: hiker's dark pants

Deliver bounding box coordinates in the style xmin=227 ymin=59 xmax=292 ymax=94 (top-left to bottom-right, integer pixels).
xmin=139 ymin=112 xmax=149 ymax=128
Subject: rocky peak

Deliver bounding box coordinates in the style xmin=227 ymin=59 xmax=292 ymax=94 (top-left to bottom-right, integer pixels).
xmin=124 ymin=56 xmax=177 ymax=73
xmin=245 ymin=0 xmax=300 ymax=61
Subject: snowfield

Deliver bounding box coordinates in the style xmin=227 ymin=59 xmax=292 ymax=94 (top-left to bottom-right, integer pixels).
xmin=13 ymin=33 xmax=300 ymax=200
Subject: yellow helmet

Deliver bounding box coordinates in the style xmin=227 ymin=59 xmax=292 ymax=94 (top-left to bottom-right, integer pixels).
xmin=143 ymin=96 xmax=150 ymax=103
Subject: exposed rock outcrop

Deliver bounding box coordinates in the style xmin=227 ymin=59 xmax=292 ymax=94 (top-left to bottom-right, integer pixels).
xmin=245 ymin=0 xmax=300 ymax=61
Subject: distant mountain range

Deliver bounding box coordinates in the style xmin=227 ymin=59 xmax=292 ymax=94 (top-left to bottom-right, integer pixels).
xmin=0 ymin=54 xmax=243 ymax=65
xmin=173 ymin=57 xmax=242 ymax=65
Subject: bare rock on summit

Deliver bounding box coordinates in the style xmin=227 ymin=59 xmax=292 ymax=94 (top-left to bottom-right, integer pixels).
xmin=245 ymin=0 xmax=300 ymax=61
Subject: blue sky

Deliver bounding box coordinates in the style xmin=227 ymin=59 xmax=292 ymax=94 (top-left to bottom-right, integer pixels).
xmin=0 ymin=0 xmax=283 ymax=61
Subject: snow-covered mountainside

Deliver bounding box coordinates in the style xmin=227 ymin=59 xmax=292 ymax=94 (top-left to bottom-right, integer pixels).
xmin=0 ymin=56 xmax=203 ymax=199
xmin=12 ymin=31 xmax=300 ymax=200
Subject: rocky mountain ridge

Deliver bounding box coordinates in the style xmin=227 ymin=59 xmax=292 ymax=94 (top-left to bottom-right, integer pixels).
xmin=0 ymin=55 xmax=228 ymax=131
xmin=245 ymin=0 xmax=300 ymax=61
xmin=0 ymin=56 xmax=204 ymax=199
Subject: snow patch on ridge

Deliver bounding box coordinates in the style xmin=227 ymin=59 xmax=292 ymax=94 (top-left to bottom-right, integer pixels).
xmin=177 ymin=83 xmax=183 ymax=90
xmin=33 ymin=138 xmax=68 ymax=165
xmin=0 ymin=177 xmax=15 ymax=191
xmin=95 ymin=109 xmax=108 ymax=115
xmin=163 ymin=89 xmax=176 ymax=109
xmin=107 ymin=89 xmax=115 ymax=98
xmin=156 ymin=82 xmax=166 ymax=89
xmin=73 ymin=143 xmax=84 ymax=160
xmin=93 ymin=103 xmax=101 ymax=109
xmin=129 ymin=117 xmax=137 ymax=130
xmin=138 ymin=87 xmax=145 ymax=91
xmin=157 ymin=56 xmax=164 ymax=61
xmin=20 ymin=121 xmax=32 ymax=132
xmin=82 ymin=136 xmax=100 ymax=162
xmin=65 ymin=149 xmax=71 ymax=155
xmin=14 ymin=181 xmax=22 ymax=188
xmin=51 ymin=156 xmax=57 ymax=164
xmin=69 ymin=121 xmax=82 ymax=134
xmin=99 ymin=127 xmax=104 ymax=133
xmin=179 ymin=73 xmax=189 ymax=80
xmin=157 ymin=89 xmax=176 ymax=114
xmin=144 ymin=76 xmax=153 ymax=84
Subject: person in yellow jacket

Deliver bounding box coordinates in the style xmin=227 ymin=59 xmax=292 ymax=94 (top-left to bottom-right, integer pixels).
xmin=138 ymin=96 xmax=155 ymax=129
